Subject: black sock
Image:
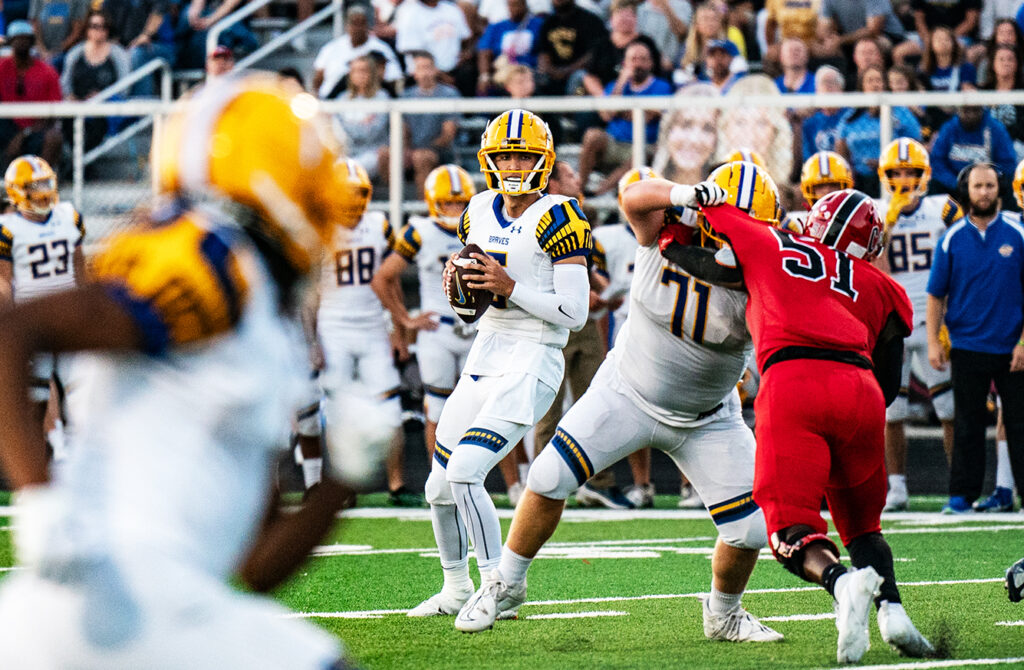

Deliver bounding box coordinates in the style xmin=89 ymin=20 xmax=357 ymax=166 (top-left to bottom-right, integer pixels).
xmin=822 ymin=563 xmax=849 ymax=598
xmin=846 ymin=532 xmax=901 ymax=606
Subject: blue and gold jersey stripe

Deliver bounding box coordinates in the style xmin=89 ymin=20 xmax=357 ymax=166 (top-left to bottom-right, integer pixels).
xmin=551 ymin=427 xmax=594 ymax=486
xmin=457 ymin=208 xmax=470 ymax=244
xmin=0 ymin=224 xmax=12 ymax=260
xmin=536 ymin=200 xmax=592 ymax=262
xmin=73 ymin=208 xmax=85 ymax=244
xmin=591 ymin=236 xmax=609 ymax=278
xmin=382 ymin=217 xmax=395 ymax=250
xmin=458 ymin=427 xmax=508 ymax=453
xmin=707 ymin=491 xmax=759 ymax=525
xmin=941 ymin=196 xmax=963 ymax=227
xmin=395 ymin=224 xmax=422 ymax=261
xmin=434 ymin=441 xmax=452 ymax=468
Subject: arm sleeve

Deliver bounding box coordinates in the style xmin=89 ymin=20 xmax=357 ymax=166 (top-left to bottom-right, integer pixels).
xmin=872 ymin=312 xmax=911 ymax=407
xmin=508 ymin=262 xmax=590 ymax=331
xmin=661 ymin=242 xmax=744 ymax=287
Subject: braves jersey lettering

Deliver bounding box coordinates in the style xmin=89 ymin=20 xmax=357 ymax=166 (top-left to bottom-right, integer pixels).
xmin=0 ymin=202 xmax=84 ymax=303
xmin=319 ymin=211 xmax=393 ymax=329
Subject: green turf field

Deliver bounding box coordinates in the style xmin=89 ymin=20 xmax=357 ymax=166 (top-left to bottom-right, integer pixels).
xmin=2 ymin=497 xmax=1023 ymax=669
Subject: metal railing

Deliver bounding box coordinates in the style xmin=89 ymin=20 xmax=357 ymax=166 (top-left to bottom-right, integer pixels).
xmin=3 ymin=89 xmax=1024 ymax=218
xmin=207 ymin=0 xmax=343 ymax=59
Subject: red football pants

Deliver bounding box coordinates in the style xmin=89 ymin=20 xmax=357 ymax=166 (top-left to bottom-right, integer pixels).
xmin=753 ymin=359 xmax=886 ymax=546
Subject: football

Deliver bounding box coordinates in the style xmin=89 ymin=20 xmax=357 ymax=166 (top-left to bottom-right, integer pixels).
xmin=446 ymin=243 xmax=493 ymax=324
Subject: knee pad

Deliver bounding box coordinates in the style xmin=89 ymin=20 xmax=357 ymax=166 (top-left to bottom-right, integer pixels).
xmin=295 ymin=401 xmax=322 ymax=437
xmin=717 ymin=508 xmax=768 ymax=551
xmin=424 ymin=465 xmax=455 ymax=505
xmin=525 ymin=445 xmax=580 ymax=501
xmin=445 ymin=447 xmax=491 ymax=486
xmin=424 ymin=392 xmax=447 ymax=424
xmin=769 ymin=524 xmax=841 ymax=581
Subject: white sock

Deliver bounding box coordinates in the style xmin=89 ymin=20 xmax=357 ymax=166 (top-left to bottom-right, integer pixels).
xmin=707 ymin=587 xmax=742 ymax=615
xmin=451 ymin=481 xmax=504 ymax=575
xmin=430 ymin=504 xmax=472 ymax=592
xmin=888 ymin=474 xmax=907 ymax=496
xmin=996 ymin=440 xmax=1016 ymax=490
xmin=47 ymin=418 xmax=67 ymax=462
xmin=301 ymin=457 xmax=322 ymax=489
xmin=498 ymin=546 xmax=533 ymax=585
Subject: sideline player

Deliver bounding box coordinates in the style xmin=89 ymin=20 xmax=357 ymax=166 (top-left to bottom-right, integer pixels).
xmin=454 ymin=161 xmax=785 ymax=643
xmin=0 ymin=74 xmax=373 ymax=668
xmin=667 ymin=187 xmax=933 ymax=663
xmin=0 ymin=155 xmax=85 ymax=452
xmin=408 ymin=109 xmax=592 ymax=620
xmin=876 ymin=138 xmax=960 ymax=511
xmin=295 ymin=159 xmax=417 ymax=504
xmin=783 ymin=151 xmax=855 ymax=232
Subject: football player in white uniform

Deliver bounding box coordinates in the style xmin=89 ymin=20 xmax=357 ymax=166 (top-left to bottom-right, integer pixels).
xmin=876 ymin=138 xmax=961 ymax=511
xmin=0 ymin=74 xmax=376 ymax=668
xmin=373 ymin=164 xmax=477 ymax=465
xmin=454 ymin=161 xmax=784 ymax=642
xmin=408 ymin=109 xmax=592 ymax=623
xmin=295 ymin=159 xmax=417 ymax=504
xmin=0 ymin=155 xmax=85 ymax=443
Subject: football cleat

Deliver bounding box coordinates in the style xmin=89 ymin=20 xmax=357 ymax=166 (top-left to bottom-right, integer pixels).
xmin=454 ymin=569 xmax=527 ymax=633
xmin=4 ymin=155 xmax=58 ymax=217
xmin=407 ymin=586 xmax=474 ymax=617
xmin=575 ymin=483 xmax=634 ymax=510
xmin=877 ymin=601 xmax=934 ymax=657
xmin=678 ymin=483 xmax=704 ymax=509
xmin=834 ymin=566 xmax=883 ymax=664
xmin=1006 ymin=556 xmax=1024 ymax=603
xmin=883 ymin=489 xmax=908 ymax=513
xmin=478 ymin=109 xmax=555 ymax=195
xmin=702 ymin=599 xmax=783 ymax=642
xmin=625 ymin=483 xmax=655 ymax=509
xmin=973 ymin=486 xmax=1014 ymax=513
xmin=941 ymin=496 xmax=974 ymax=514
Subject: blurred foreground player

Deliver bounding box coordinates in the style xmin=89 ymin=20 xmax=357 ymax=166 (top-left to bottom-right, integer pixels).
xmin=665 ymin=188 xmax=933 ymax=663
xmin=0 ymin=73 xmax=375 ymax=669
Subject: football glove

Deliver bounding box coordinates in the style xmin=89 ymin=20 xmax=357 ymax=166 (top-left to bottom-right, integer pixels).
xmin=885 ymin=190 xmax=915 ymax=229
xmin=668 ymin=182 xmax=729 ymax=209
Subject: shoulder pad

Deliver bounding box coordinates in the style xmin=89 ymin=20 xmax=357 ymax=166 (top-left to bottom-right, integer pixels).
xmin=395 ymin=223 xmax=422 ymax=261
xmin=457 ymin=207 xmax=470 ymax=244
xmin=536 ymin=198 xmax=592 ymax=262
xmin=0 ymin=223 xmax=12 ymax=261
xmin=91 ymin=212 xmax=251 ymax=355
xmin=941 ymin=196 xmax=964 ymax=226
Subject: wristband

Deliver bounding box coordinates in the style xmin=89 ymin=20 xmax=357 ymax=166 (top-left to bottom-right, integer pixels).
xmin=669 ymin=184 xmax=695 ymax=208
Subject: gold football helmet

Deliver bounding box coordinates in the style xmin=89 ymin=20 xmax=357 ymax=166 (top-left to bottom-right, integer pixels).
xmin=5 ymin=155 xmax=57 ymax=217
xmin=425 ymin=164 xmax=475 ymax=229
xmin=878 ymin=138 xmax=931 ymax=197
xmin=699 ymin=161 xmax=782 ymax=246
xmin=1014 ymin=159 xmax=1024 ymax=209
xmin=155 ymin=72 xmax=346 ymax=275
xmin=800 ymin=151 xmax=854 ymax=205
xmin=335 ymin=158 xmax=372 ymax=228
xmin=723 ymin=148 xmax=768 ymax=170
xmin=617 ymin=165 xmax=661 ymax=208
xmin=478 ymin=109 xmax=555 ymax=195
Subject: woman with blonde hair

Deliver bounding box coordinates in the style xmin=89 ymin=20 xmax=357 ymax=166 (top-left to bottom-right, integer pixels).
xmin=336 ymin=54 xmax=391 ymax=180
xmin=652 ymin=83 xmax=721 ymax=185
xmin=713 ymin=74 xmax=793 ymax=183
xmin=675 ymin=1 xmax=746 ymax=86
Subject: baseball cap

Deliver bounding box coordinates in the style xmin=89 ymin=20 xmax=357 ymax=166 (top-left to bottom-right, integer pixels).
xmin=7 ymin=20 xmax=34 ymax=40
xmin=211 ymin=45 xmax=234 ymax=59
xmin=706 ymin=39 xmax=739 ymax=57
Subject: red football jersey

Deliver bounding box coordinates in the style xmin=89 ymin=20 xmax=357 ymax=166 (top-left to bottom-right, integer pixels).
xmin=703 ymin=204 xmax=913 ymax=372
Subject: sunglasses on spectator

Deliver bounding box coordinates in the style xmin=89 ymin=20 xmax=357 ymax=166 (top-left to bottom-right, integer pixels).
xmin=88 ymin=21 xmax=107 ymax=29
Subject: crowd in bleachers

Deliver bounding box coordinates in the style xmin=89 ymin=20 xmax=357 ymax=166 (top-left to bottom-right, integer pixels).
xmin=3 ymin=0 xmax=1024 ymax=201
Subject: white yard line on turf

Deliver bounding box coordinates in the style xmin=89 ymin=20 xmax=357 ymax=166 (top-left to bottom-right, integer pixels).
xmin=825 ymin=657 xmax=1024 ymax=670
xmin=995 ymin=621 xmax=1024 ymax=626
xmin=286 ymin=578 xmax=1004 ymax=619
xmin=760 ymin=613 xmax=835 ymax=622
xmin=526 ymin=611 xmax=628 ymax=620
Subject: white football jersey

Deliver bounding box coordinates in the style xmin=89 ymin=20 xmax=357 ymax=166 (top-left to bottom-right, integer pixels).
xmin=593 ymin=222 xmax=637 ymax=327
xmin=395 ymin=215 xmax=466 ymax=317
xmin=317 ymin=211 xmax=394 ymax=331
xmin=613 ymin=242 xmax=751 ymax=426
xmin=0 ymin=202 xmax=83 ymax=303
xmin=457 ymin=190 xmax=592 ymax=390
xmin=877 ymin=194 xmax=961 ymax=328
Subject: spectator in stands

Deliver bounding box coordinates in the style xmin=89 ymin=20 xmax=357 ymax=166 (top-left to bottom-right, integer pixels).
xmin=652 ymin=83 xmax=720 ymax=184
xmin=475 ymin=0 xmax=544 ymax=95
xmin=477 ymin=0 xmax=553 ymax=24
xmin=849 ymin=36 xmax=888 ymax=89
xmin=926 ymin=161 xmax=1024 ymax=514
xmin=835 ymin=64 xmax=922 ymax=196
xmin=333 ymin=54 xmax=390 ymax=181
xmin=102 ymin=0 xmax=178 ymax=98
xmin=535 ymin=0 xmax=608 ymax=95
xmin=983 ymin=44 xmax=1024 ymax=160
xmin=921 ymin=25 xmax=979 ymax=91
xmin=29 ymin=0 xmax=88 ymax=69
xmin=717 ymin=73 xmax=793 ymax=184
xmin=930 ymin=105 xmax=1018 ymax=193
xmin=801 ymin=65 xmax=849 ymax=160
xmin=578 ymin=39 xmax=672 ymax=195
xmin=894 ymin=0 xmax=981 ymax=65
xmin=313 ymin=6 xmax=403 ymax=99
xmin=887 ymin=64 xmax=939 ymax=140
xmin=817 ymin=0 xmax=905 ymax=60
xmin=60 ymin=10 xmax=130 ymax=151
xmin=971 ymin=17 xmax=1024 ymax=84
xmin=583 ymin=1 xmax=647 ymax=96
xmin=763 ymin=0 xmax=821 ymax=64
xmin=496 ymin=62 xmax=536 ymax=98
xmin=204 ymin=43 xmax=233 ymax=80
xmin=379 ymin=51 xmax=459 ymax=197
xmin=394 ymin=0 xmax=473 ymax=92
xmin=0 ymin=21 xmax=63 ymax=170
xmin=775 ymin=37 xmax=814 ymax=93
xmin=980 ymin=0 xmax=1024 ymax=45
xmin=675 ymin=1 xmax=745 ymax=87
xmin=176 ymin=0 xmax=259 ymax=70
xmin=698 ymin=38 xmax=745 ymax=91
xmin=636 ymin=0 xmax=691 ymax=73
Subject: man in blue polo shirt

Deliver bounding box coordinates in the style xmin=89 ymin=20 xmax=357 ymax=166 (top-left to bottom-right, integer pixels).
xmin=926 ymin=162 xmax=1024 ymax=514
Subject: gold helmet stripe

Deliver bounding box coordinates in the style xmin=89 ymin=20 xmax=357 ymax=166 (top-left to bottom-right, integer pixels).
xmin=819 ymin=151 xmax=831 ymax=177
xmin=506 ymin=109 xmax=523 ymax=141
xmin=737 ymin=162 xmax=755 ymax=210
